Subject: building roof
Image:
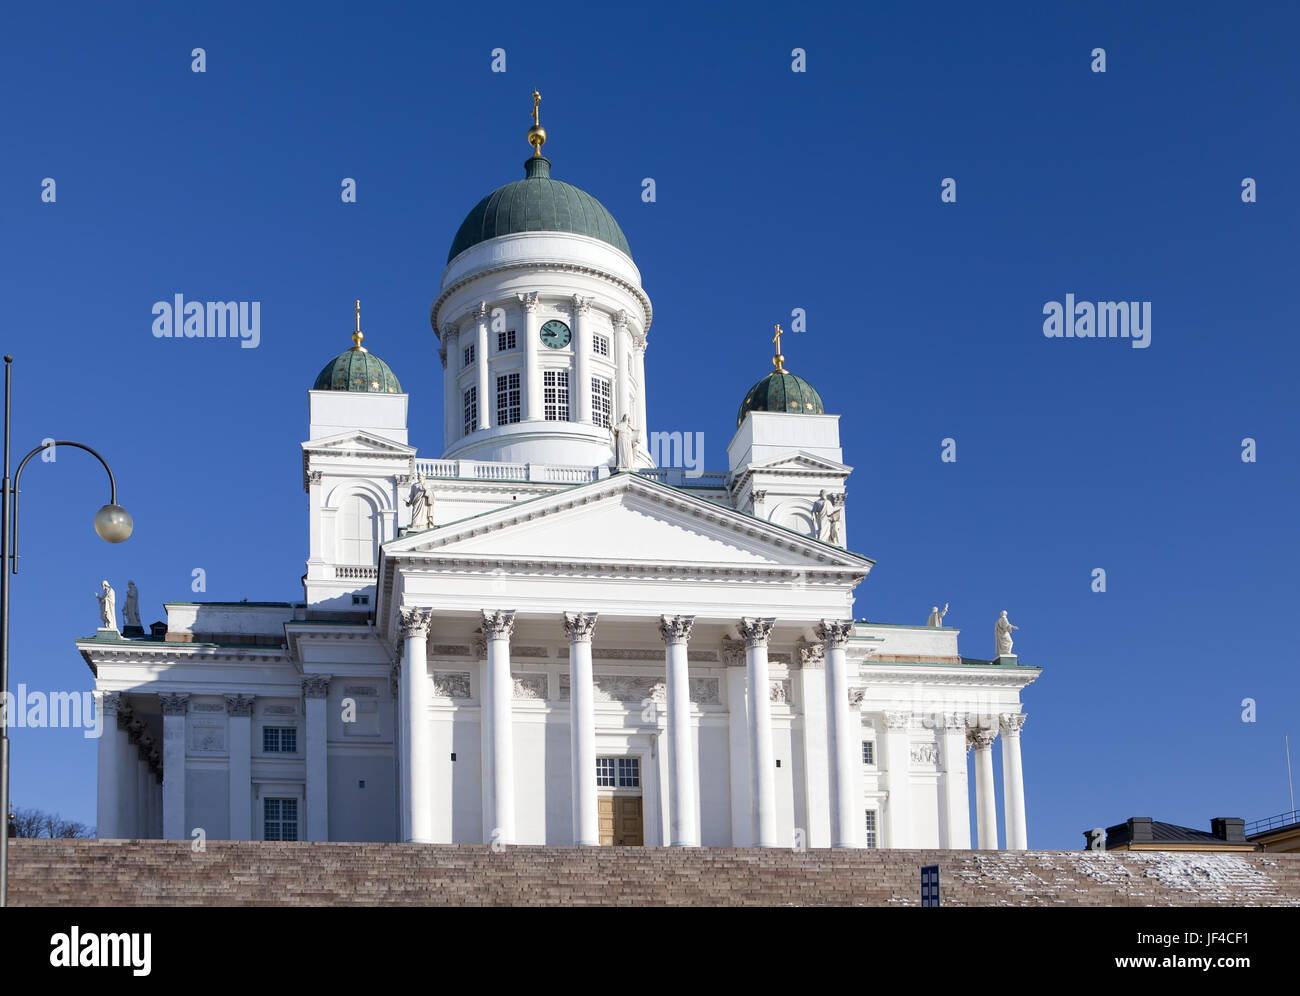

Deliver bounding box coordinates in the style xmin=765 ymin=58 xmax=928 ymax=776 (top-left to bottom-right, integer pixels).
xmin=447 ymin=156 xmax=631 ymax=263
xmin=313 ymin=347 xmax=401 ymax=394
xmin=737 ymin=370 xmax=825 ymax=428
xmin=1101 ymin=816 xmax=1254 ymax=850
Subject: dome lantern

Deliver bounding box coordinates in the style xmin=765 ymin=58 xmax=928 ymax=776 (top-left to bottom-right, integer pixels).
xmin=312 ymin=300 xmax=402 ymax=394
xmin=736 ymin=323 xmax=825 ymax=427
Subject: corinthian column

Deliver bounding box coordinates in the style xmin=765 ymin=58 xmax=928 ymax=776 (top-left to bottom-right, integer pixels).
xmin=631 ymin=327 xmax=649 ymax=447
xmin=564 ymin=612 xmax=599 ymax=845
xmin=572 ymin=296 xmax=594 ymax=424
xmin=442 ymin=324 xmax=459 ymax=449
xmin=880 ymin=710 xmax=913 ymax=848
xmin=611 ymin=310 xmax=631 ymax=425
xmin=969 ymin=726 xmax=999 ymax=850
xmin=816 ymin=619 xmax=857 ymax=847
xmin=398 ymin=607 xmax=432 ymax=842
xmin=95 ymin=691 xmax=126 ymax=838
xmin=660 ymin=614 xmax=698 ymax=846
xmin=303 ymin=675 xmax=331 ymax=841
xmin=158 ymin=693 xmax=189 ymax=840
xmin=226 ymin=694 xmax=255 ymax=841
xmin=518 ymin=293 xmax=542 ymax=421
xmin=738 ymin=617 xmax=777 ymax=847
xmin=473 ymin=302 xmax=492 ymax=430
xmin=938 ymin=712 xmax=971 ymax=849
xmin=483 ymin=609 xmax=517 ymax=844
xmin=1000 ymin=713 xmax=1028 ymax=849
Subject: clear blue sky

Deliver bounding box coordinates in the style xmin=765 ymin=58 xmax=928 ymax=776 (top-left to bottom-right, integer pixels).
xmin=1 ymin=1 xmax=1296 ymax=848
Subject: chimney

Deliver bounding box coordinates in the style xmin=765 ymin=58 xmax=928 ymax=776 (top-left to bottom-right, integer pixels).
xmin=1127 ymin=817 xmax=1154 ymax=843
xmin=1210 ymin=817 xmax=1246 ymax=842
xmin=149 ymin=620 xmax=167 ymax=639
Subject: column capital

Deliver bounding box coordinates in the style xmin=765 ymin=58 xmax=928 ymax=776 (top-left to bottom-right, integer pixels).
xmin=482 ymin=609 xmax=516 ymax=639
xmin=442 ymin=322 xmax=460 ymax=340
xmin=302 ymin=675 xmax=331 ymax=699
xmin=571 ymin=293 xmax=593 ymax=315
xmin=738 ymin=617 xmax=776 ymax=648
xmin=517 ymin=291 xmax=540 ymax=313
xmin=630 ymin=328 xmax=648 ymax=352
xmin=225 ymin=694 xmax=255 ymax=717
xmin=471 ymin=300 xmax=489 ymax=320
xmin=159 ymin=692 xmax=190 ymax=716
xmin=936 ymin=710 xmax=968 ymax=730
xmin=797 ymin=640 xmax=825 ymax=668
xmin=610 ymin=309 xmax=629 ymax=330
xmin=815 ymin=619 xmax=855 ymax=648
xmin=967 ymin=726 xmax=998 ymax=750
xmin=882 ymin=709 xmax=911 ymax=731
xmin=95 ymin=690 xmax=125 ymax=716
xmin=658 ymin=614 xmax=695 ymax=645
xmin=720 ymin=636 xmax=745 ymax=667
xmin=398 ymin=606 xmax=433 ymax=639
xmin=562 ymin=611 xmax=598 ymax=643
xmin=999 ymin=712 xmax=1027 ymax=736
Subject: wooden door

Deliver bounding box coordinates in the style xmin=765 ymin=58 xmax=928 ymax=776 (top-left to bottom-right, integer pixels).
xmin=614 ymin=796 xmax=643 ymax=846
xmin=598 ymin=796 xmax=616 ymax=846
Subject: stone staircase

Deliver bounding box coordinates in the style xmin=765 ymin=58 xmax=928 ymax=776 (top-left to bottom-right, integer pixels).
xmin=9 ymin=840 xmax=1300 ymax=906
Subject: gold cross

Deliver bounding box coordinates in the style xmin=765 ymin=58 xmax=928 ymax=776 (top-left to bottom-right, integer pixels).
xmin=352 ymin=299 xmax=365 ymax=350
xmin=532 ymin=90 xmax=541 ymax=127
xmin=772 ymin=323 xmax=785 ymax=372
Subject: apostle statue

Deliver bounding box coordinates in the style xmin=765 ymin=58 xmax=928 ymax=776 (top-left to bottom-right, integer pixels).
xmin=926 ymin=603 xmax=949 ymax=627
xmin=995 ymin=610 xmax=1019 ymax=657
xmin=610 ymin=414 xmax=638 ymax=472
xmin=405 ymin=473 xmax=435 ymax=530
xmin=811 ymin=490 xmax=842 ymax=543
xmin=123 ymin=581 xmax=142 ymax=629
xmin=95 ymin=580 xmax=117 ymax=632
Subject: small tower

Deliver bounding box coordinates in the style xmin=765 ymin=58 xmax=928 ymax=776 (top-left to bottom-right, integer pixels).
xmin=727 ymin=324 xmax=851 ymax=545
xmin=302 ymin=301 xmax=414 ymax=614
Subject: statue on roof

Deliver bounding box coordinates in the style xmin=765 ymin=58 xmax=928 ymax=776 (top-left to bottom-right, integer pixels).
xmin=995 ymin=610 xmax=1019 ymax=657
xmin=611 ymin=414 xmax=638 ymax=471
xmin=405 ymin=472 xmax=435 ymax=530
xmin=926 ymin=603 xmax=948 ymax=627
xmin=95 ymin=581 xmax=117 ymax=632
xmin=811 ymin=490 xmax=842 ymax=543
xmin=123 ymin=581 xmax=141 ymax=630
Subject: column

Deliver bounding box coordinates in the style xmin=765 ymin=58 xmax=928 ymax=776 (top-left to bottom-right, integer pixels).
xmin=739 ymin=617 xmax=777 ymax=847
xmin=564 ymin=612 xmax=599 ymax=845
xmin=398 ymin=608 xmax=433 ymax=843
xmin=116 ymin=707 xmax=136 ymax=836
xmin=660 ymin=614 xmax=698 ymax=846
xmin=441 ymin=325 xmax=458 ymax=450
xmin=797 ymin=642 xmax=830 ymax=847
xmin=938 ymin=712 xmax=972 ymax=849
xmin=612 ymin=310 xmax=631 ymax=424
xmin=970 ymin=726 xmax=999 ymax=850
xmin=226 ymin=695 xmax=254 ymax=841
xmin=880 ymin=711 xmax=913 ymax=848
xmin=632 ymin=327 xmax=649 ymax=447
xmin=136 ymin=743 xmax=151 ymax=836
xmin=572 ymin=296 xmax=593 ymax=424
xmin=95 ymin=692 xmax=125 ymax=838
xmin=519 ymin=293 xmax=542 ymax=421
xmin=1000 ymin=713 xmax=1028 ymax=850
xmin=475 ymin=302 xmax=492 ymax=430
xmin=483 ymin=609 xmax=517 ymax=844
xmin=303 ymin=675 xmax=331 ymax=842
xmin=159 ymin=693 xmax=189 ymax=840
xmin=723 ymin=640 xmax=751 ymax=846
xmin=474 ymin=634 xmax=492 ymax=843
xmin=817 ymin=619 xmax=857 ymax=847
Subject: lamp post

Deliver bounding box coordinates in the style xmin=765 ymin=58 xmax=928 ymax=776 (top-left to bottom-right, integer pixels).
xmin=0 ymin=355 xmax=131 ymax=907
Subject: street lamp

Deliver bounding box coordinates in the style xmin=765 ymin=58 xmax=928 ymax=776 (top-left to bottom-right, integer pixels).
xmin=0 ymin=355 xmax=131 ymax=907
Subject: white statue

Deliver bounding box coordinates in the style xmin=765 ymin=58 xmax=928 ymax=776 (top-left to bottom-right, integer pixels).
xmin=995 ymin=610 xmax=1019 ymax=657
xmin=405 ymin=473 xmax=435 ymax=530
xmin=95 ymin=581 xmax=117 ymax=631
xmin=610 ymin=414 xmax=638 ymax=471
xmin=811 ymin=490 xmax=842 ymax=543
xmin=926 ymin=603 xmax=948 ymax=627
xmin=123 ymin=581 xmax=141 ymax=629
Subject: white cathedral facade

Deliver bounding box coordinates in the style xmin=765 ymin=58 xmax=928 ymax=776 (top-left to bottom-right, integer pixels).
xmin=80 ymin=104 xmax=1038 ymax=851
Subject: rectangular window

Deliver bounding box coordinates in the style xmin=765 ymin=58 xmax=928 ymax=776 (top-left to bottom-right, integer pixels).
xmin=592 ymin=377 xmax=612 ymax=429
xmin=862 ymin=740 xmax=875 ymax=765
xmin=463 ymin=385 xmax=478 ymax=435
xmin=497 ymin=329 xmax=517 ymax=352
xmin=463 ymin=343 xmax=475 ymax=368
xmin=593 ymin=333 xmax=610 ymax=357
xmin=496 ymin=372 xmax=521 ymax=425
xmin=263 ymin=727 xmax=297 ymax=753
xmin=543 ymin=369 xmax=569 ymax=421
xmin=596 ymin=757 xmax=616 ymax=787
xmin=864 ymin=810 xmax=878 ymax=849
xmin=264 ymin=798 xmax=299 ymax=841
xmin=617 ymin=757 xmax=640 ymax=788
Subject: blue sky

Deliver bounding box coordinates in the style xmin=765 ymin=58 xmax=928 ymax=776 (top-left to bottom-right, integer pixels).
xmin=1 ymin=1 xmax=1296 ymax=847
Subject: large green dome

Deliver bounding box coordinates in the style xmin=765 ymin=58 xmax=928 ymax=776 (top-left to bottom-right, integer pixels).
xmin=737 ymin=370 xmax=825 ymax=428
xmin=313 ymin=346 xmax=401 ymax=393
xmin=447 ymin=156 xmax=631 ymax=263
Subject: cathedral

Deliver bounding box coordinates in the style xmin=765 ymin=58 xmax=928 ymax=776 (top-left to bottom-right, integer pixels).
xmin=79 ymin=98 xmax=1038 ymax=850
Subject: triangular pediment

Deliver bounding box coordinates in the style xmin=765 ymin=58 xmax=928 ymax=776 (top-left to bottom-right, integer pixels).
xmin=384 ymin=473 xmax=871 ymax=571
xmin=746 ymin=450 xmax=851 ymax=475
xmin=302 ymin=430 xmax=415 ymax=458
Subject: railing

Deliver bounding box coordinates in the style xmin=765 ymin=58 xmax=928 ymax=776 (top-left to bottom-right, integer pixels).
xmin=334 ymin=566 xmax=377 ymax=579
xmin=635 ymin=468 xmax=729 ymax=489
xmin=1245 ymin=809 xmax=1300 ymax=836
xmin=412 ymin=458 xmax=727 ymax=489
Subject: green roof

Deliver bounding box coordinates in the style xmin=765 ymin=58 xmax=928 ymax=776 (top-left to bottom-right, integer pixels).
xmin=313 ymin=347 xmax=402 ymax=394
xmin=447 ymin=156 xmax=631 ymax=263
xmin=737 ymin=370 xmax=825 ymax=428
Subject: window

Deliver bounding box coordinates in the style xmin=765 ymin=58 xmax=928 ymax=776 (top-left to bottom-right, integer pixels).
xmin=352 ymin=594 xmax=369 ymax=606
xmin=593 ymin=333 xmax=610 ymax=357
xmin=617 ymin=757 xmax=640 ymax=788
xmin=338 ymin=494 xmax=379 ymax=565
xmin=463 ymin=343 xmax=475 ymax=368
xmin=496 ymin=372 xmax=521 ymax=425
xmin=596 ymin=757 xmax=616 ymax=787
xmin=592 ymin=377 xmax=612 ymax=429
xmin=543 ymin=370 xmax=569 ymax=421
xmin=864 ymin=810 xmax=878 ymax=848
xmin=862 ymin=740 xmax=875 ymax=765
xmin=263 ymin=727 xmax=297 ymax=753
xmin=264 ymin=798 xmax=298 ymax=841
xmin=463 ymin=386 xmax=478 ymax=435
xmin=497 ymin=329 xmax=516 ymax=352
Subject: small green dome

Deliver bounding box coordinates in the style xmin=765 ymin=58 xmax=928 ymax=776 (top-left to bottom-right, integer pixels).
xmin=313 ymin=347 xmax=402 ymax=393
xmin=447 ymin=156 xmax=631 ymax=263
xmin=737 ymin=371 xmax=825 ymax=427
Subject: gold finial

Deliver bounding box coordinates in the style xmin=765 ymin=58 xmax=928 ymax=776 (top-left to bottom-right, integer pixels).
xmin=352 ymin=299 xmax=367 ymax=352
xmin=528 ymin=90 xmax=547 ymax=157
xmin=772 ymin=323 xmax=786 ymax=372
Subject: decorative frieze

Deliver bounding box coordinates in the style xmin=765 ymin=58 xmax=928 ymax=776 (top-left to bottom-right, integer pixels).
xmin=848 ymin=688 xmax=865 ymax=708
xmin=720 ymin=638 xmax=744 ymax=668
xmin=343 ymin=686 xmax=377 ymax=697
xmin=190 ymin=702 xmax=225 ymax=713
xmin=190 ymin=720 xmax=226 ymax=753
xmin=910 ymin=743 xmax=939 ymax=765
xmin=264 ymin=705 xmax=296 ymax=716
xmin=512 ymin=674 xmax=549 ymax=700
xmin=431 ymin=644 xmax=471 ymax=657
xmin=882 ymin=710 xmax=911 ymax=731
xmin=798 ymin=641 xmax=825 ymax=669
xmin=690 ymin=677 xmax=720 ymax=705
xmin=430 ymin=672 xmax=471 ymax=699
xmin=513 ymin=645 xmax=549 ymax=658
xmin=769 ymin=679 xmax=792 ymax=705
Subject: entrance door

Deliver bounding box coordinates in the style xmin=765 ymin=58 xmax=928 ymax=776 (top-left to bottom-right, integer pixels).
xmin=596 ymin=756 xmax=643 ymax=846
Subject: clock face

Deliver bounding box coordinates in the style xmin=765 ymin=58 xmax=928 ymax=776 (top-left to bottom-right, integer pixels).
xmin=540 ymin=320 xmax=571 ymax=349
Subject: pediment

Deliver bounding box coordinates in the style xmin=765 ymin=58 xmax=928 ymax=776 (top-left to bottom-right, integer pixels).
xmin=385 ymin=474 xmax=870 ymax=571
xmin=746 ymin=450 xmax=851 ymax=475
xmin=302 ymin=430 xmax=415 ymax=458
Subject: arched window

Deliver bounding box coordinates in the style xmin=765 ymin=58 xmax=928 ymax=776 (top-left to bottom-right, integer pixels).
xmin=338 ymin=494 xmax=380 ymax=565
